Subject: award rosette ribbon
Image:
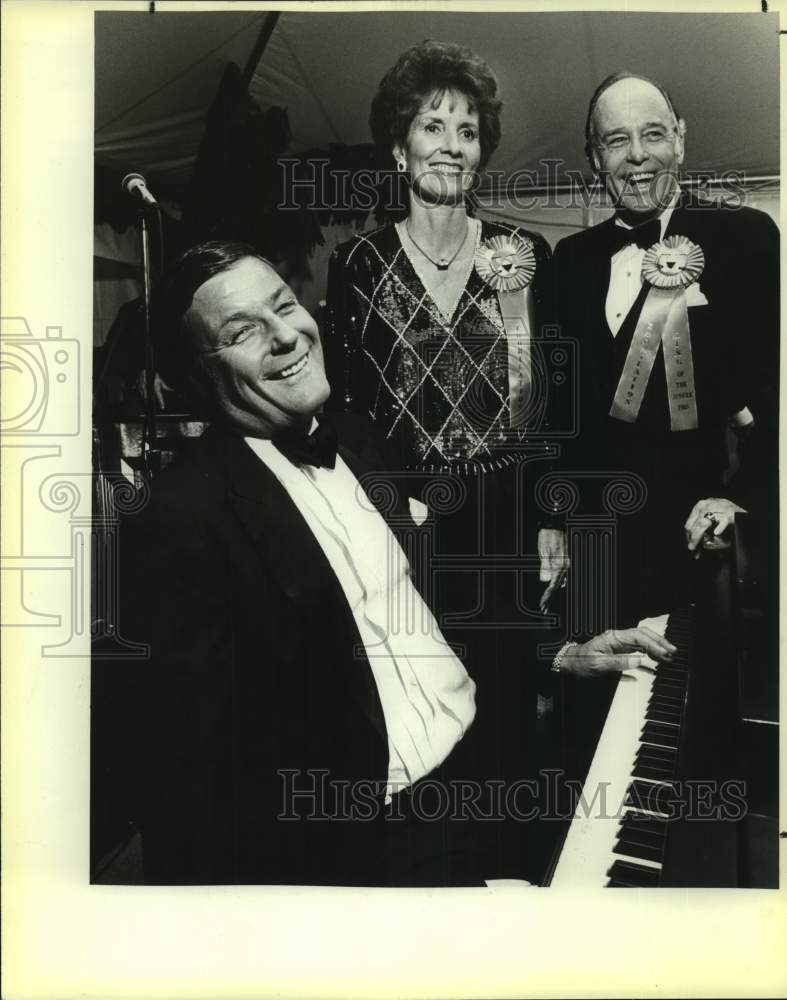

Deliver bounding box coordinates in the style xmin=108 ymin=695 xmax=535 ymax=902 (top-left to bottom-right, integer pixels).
xmin=474 ymin=234 xmax=537 ymax=431
xmin=610 ymin=234 xmax=705 ymax=431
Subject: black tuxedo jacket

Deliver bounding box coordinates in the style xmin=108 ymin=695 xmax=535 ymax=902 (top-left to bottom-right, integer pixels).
xmin=116 ymin=414 xmax=428 ymax=885
xmin=550 ymin=194 xmax=778 ymax=617
xmin=551 ymin=194 xmax=779 ymax=511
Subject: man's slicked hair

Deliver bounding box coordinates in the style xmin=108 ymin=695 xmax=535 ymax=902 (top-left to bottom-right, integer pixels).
xmin=584 ymin=71 xmax=683 ymax=163
xmin=153 ymin=240 xmax=274 ymax=388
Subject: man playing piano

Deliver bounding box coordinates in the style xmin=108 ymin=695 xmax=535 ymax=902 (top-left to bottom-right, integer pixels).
xmin=551 ymin=72 xmax=779 ymax=624
xmin=103 ymin=240 xmax=676 ymax=888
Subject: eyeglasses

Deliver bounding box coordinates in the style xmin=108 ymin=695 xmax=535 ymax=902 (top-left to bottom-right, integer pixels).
xmin=593 ymin=126 xmax=681 ymax=154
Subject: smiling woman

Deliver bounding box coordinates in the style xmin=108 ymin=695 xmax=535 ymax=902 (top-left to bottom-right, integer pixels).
xmin=325 ymin=39 xmax=551 ymax=471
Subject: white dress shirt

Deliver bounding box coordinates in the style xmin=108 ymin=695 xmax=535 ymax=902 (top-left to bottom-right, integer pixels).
xmin=605 ymin=198 xmax=677 ymax=336
xmin=244 ymin=433 xmax=477 ymax=801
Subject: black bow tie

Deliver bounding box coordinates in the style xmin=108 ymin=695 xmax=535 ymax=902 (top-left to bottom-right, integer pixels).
xmin=607 ymin=218 xmax=661 ymax=255
xmin=272 ymin=419 xmax=338 ymax=469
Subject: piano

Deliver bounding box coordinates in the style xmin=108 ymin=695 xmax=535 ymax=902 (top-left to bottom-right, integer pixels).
xmin=547 ymin=514 xmax=778 ymax=888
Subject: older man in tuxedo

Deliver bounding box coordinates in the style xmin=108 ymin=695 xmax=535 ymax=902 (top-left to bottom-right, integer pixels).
xmin=551 ymin=72 xmax=778 ymax=623
xmin=111 ymin=240 xmax=675 ymax=887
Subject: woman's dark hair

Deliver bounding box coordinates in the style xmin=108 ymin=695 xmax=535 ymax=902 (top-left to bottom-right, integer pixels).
xmin=584 ymin=71 xmax=682 ymax=163
xmin=153 ymin=240 xmax=272 ymax=388
xmin=369 ymin=39 xmax=502 ymax=170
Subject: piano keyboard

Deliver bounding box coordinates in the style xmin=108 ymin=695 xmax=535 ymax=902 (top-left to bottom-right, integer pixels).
xmin=549 ymin=608 xmax=694 ymax=887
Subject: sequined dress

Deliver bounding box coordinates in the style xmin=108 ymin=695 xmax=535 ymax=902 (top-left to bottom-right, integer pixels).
xmin=325 ymin=219 xmax=551 ymax=472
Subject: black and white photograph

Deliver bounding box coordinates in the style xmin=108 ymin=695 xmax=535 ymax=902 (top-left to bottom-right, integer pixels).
xmin=90 ymin=5 xmax=779 ymax=891
xmin=3 ymin=1 xmax=784 ymax=996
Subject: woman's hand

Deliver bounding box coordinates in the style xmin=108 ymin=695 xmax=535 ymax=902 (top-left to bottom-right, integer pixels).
xmin=558 ymin=627 xmax=677 ymax=678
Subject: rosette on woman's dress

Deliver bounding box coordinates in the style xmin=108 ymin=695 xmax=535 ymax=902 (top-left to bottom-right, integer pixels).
xmin=473 ymin=234 xmax=536 ymax=292
xmin=473 ymin=233 xmax=538 ymax=431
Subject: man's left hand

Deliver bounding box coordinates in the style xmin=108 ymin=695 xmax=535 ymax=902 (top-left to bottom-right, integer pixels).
xmin=538 ymin=528 xmax=569 ymax=612
xmin=684 ymin=498 xmax=746 ymax=556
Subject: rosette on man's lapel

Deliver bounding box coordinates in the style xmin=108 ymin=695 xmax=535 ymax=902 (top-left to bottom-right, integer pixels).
xmin=611 ymin=235 xmax=706 ymax=432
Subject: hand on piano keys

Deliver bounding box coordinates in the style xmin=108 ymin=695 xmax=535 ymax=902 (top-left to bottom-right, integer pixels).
xmin=549 ymin=612 xmax=695 ymax=887
xmin=557 ymin=627 xmax=677 ymax=678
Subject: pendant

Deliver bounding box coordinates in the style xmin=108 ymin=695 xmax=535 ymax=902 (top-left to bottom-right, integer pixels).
xmin=437 ymin=260 xmax=449 ymax=270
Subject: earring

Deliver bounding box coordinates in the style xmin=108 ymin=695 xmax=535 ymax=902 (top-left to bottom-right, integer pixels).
xmin=396 ymin=160 xmax=406 ymax=174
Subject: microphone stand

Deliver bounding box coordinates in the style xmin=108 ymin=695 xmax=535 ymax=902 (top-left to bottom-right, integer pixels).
xmin=137 ymin=205 xmax=161 ymax=479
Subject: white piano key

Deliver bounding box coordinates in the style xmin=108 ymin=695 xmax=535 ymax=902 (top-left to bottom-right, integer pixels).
xmin=550 ymin=614 xmax=670 ymax=888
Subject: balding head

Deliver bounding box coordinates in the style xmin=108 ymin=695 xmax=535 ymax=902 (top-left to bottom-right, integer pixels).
xmin=585 ymin=72 xmax=682 ymax=160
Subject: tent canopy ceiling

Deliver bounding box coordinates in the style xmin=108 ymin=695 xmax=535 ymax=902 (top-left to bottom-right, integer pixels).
xmin=96 ymin=9 xmax=779 ymax=193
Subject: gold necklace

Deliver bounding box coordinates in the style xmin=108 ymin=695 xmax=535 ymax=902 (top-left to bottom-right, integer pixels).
xmin=404 ymin=219 xmax=470 ymax=271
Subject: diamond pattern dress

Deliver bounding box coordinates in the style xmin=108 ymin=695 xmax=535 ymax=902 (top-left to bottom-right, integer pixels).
xmin=325 ymin=219 xmax=551 ymax=472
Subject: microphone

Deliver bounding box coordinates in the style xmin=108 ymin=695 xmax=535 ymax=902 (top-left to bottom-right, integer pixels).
xmin=121 ymin=172 xmax=158 ymax=206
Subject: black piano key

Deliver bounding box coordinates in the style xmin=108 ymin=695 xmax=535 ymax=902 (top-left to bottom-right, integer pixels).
xmin=641 ymin=724 xmax=680 ymax=746
xmin=648 ymin=691 xmax=683 ymax=712
xmin=650 ymin=685 xmax=684 ymax=696
xmin=641 ymin=722 xmax=679 ymax=736
xmin=613 ymin=839 xmax=665 ymax=864
xmin=647 ymin=708 xmax=682 ymax=725
xmin=659 ymin=665 xmax=686 ymax=676
xmin=606 ymin=860 xmax=661 ymax=887
xmin=651 ymin=684 xmax=686 ymax=701
xmin=635 ymin=763 xmax=676 ymax=779
xmin=648 ymin=694 xmax=683 ymax=715
xmin=632 ymin=764 xmax=675 ymax=782
xmin=640 ymin=737 xmax=679 ymax=754
xmin=643 ymin=719 xmax=679 ymax=733
xmin=652 ymin=672 xmax=686 ymax=687
xmin=636 ymin=745 xmax=676 ymax=764
xmin=629 ymin=777 xmax=674 ymax=797
xmin=643 ymin=719 xmax=680 ymax=732
xmin=648 ymin=694 xmax=684 ymax=710
xmin=657 ymin=669 xmax=688 ymax=684
xmin=620 ymin=816 xmax=667 ymax=844
xmin=635 ymin=757 xmax=678 ymax=776
xmin=635 ymin=746 xmax=676 ymax=763
xmin=625 ymin=780 xmax=675 ymax=815
xmin=634 ymin=761 xmax=677 ymax=779
xmin=651 ymin=678 xmax=685 ymax=692
xmin=621 ymin=812 xmax=668 ymax=836
xmin=656 ymin=659 xmax=688 ymax=672
xmin=640 ymin=734 xmax=679 ymax=753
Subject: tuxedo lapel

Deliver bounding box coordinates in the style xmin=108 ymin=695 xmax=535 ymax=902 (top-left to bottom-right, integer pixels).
xmin=209 ymin=421 xmax=412 ymax=595
xmin=584 ymin=219 xmax=618 ymax=338
xmin=662 ymin=194 xmax=714 ymax=264
xmin=663 ymin=190 xmax=697 ymax=239
xmin=213 ymin=427 xmax=340 ymax=607
xmin=205 ymin=424 xmax=389 ymax=743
